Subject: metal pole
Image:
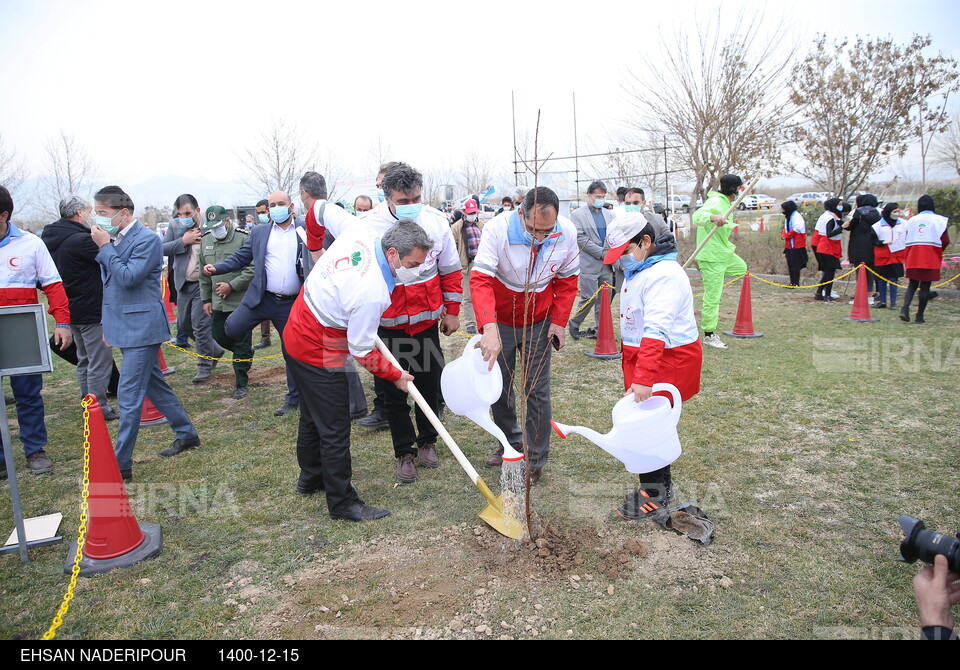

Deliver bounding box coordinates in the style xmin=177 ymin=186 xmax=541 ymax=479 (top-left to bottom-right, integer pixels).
xmin=573 ymin=92 xmax=579 ymax=201
xmin=511 ymin=90 xmax=518 ymax=187
xmin=663 ymin=136 xmax=669 ymax=211
xmin=1 ymin=381 xmax=30 ymax=562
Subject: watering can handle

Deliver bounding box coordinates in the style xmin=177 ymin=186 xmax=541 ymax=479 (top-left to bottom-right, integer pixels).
xmin=651 ymin=383 xmax=682 ymax=421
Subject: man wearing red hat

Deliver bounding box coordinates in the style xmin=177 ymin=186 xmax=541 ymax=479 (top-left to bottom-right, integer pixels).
xmin=451 ymin=199 xmax=484 ymax=335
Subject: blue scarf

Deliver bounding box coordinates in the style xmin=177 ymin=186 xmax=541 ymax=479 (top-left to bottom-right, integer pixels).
xmin=625 ymin=251 xmax=678 ymax=281
xmin=506 ymin=210 xmax=563 ymax=248
xmin=0 ymin=221 xmax=24 ymax=249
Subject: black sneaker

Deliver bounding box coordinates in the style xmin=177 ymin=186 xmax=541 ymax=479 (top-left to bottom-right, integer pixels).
xmin=232 ymin=386 xmax=248 ymax=400
xmin=159 ymin=435 xmax=200 ymax=457
xmin=357 ymin=408 xmax=389 ymax=429
xmin=615 ymin=484 xmax=673 ymax=521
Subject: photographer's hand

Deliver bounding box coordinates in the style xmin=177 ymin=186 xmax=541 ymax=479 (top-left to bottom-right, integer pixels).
xmin=913 ymin=554 xmax=960 ymax=630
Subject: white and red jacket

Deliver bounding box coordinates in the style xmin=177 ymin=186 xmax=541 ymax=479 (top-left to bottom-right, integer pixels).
xmin=283 ymin=224 xmax=401 ymax=381
xmin=872 ymin=219 xmax=907 ymax=266
xmin=904 ymin=211 xmax=949 ymax=270
xmin=619 ymin=257 xmax=701 ymax=401
xmin=814 ymin=212 xmax=843 ymax=258
xmin=0 ymin=223 xmax=70 ymax=325
xmin=781 ymin=211 xmax=807 ymax=249
xmin=470 ymin=211 xmax=580 ymax=328
xmin=362 ymin=202 xmax=462 ymax=334
xmin=305 ymin=199 xmax=357 ymax=251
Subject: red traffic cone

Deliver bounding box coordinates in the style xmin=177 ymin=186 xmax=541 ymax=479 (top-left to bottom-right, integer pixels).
xmin=585 ymin=284 xmax=621 ymax=360
xmin=732 ymin=223 xmax=739 ymax=237
xmin=65 ymin=396 xmax=163 ymax=576
xmin=845 ymin=265 xmax=879 ymax=322
xmin=723 ymin=273 xmax=764 ymax=338
xmin=758 ymin=217 xmax=766 ymax=233
xmin=140 ymin=397 xmax=168 ymax=426
xmin=157 ymin=347 xmax=175 ymax=376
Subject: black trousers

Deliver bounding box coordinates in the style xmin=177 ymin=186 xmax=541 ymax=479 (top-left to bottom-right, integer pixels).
xmin=226 ymin=293 xmax=299 ymax=405
xmin=373 ymin=324 xmax=445 ymax=457
xmin=284 ymin=353 xmax=362 ymax=516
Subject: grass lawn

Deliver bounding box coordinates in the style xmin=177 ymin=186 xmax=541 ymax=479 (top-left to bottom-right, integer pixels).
xmin=1 ymin=278 xmax=958 ymax=640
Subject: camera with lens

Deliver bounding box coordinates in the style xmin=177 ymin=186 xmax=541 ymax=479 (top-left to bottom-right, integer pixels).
xmin=898 ymin=515 xmax=960 ymax=573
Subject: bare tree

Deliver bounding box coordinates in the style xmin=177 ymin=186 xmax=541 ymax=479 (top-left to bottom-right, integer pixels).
xmin=240 ymin=119 xmax=329 ymax=199
xmin=458 ymin=152 xmax=494 ymax=200
xmin=422 ymin=163 xmax=456 ymax=208
xmin=37 ymin=131 xmax=98 ymax=219
xmin=790 ymin=34 xmax=957 ymax=197
xmin=0 ymin=134 xmax=29 ymax=200
xmin=910 ymin=41 xmax=959 ymax=186
xmin=584 ymin=131 xmax=673 ymax=197
xmin=624 ymin=9 xmax=796 ymax=204
xmin=934 ymin=112 xmax=960 ymax=177
xmin=368 ymin=136 xmax=393 ymax=174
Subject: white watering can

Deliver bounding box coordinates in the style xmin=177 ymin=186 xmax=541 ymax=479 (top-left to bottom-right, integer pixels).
xmin=441 ymin=335 xmax=523 ymax=462
xmin=551 ymin=383 xmax=682 ymax=474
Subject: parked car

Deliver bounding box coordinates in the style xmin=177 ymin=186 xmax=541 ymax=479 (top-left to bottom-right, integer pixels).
xmin=787 ymin=192 xmax=824 ymax=205
xmin=739 ymin=194 xmax=778 ymax=210
xmin=666 ymin=195 xmax=691 ymax=213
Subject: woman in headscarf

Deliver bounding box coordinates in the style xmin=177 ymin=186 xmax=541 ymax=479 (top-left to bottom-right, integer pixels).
xmin=843 ymin=194 xmax=881 ymax=297
xmin=813 ymin=198 xmax=848 ymax=301
xmin=900 ymin=195 xmax=951 ymax=323
xmin=780 ymin=200 xmax=808 ymax=287
xmin=871 ymin=202 xmax=906 ymax=309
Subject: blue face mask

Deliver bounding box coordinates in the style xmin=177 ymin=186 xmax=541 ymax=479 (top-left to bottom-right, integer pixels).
xmin=377 ymin=189 xmax=385 ymax=202
xmin=592 ymin=198 xmax=607 ymax=210
xmin=258 ymin=213 xmax=270 ymax=224
xmin=177 ymin=216 xmax=195 ymax=227
xmin=394 ymin=203 xmax=422 ymax=220
xmin=270 ymin=205 xmax=291 ymax=224
xmin=625 ymin=204 xmax=641 ymax=213
xmin=620 ymin=254 xmax=642 ymax=273
xmin=97 ymin=212 xmax=120 ymax=236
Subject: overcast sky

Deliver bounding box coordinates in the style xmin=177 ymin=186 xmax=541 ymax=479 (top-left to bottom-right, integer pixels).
xmin=3 ymin=0 xmax=960 ymax=211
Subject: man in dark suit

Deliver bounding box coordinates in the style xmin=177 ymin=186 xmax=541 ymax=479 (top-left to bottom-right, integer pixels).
xmin=203 ymin=190 xmax=305 ymax=416
xmin=568 ymin=180 xmax=616 ymax=339
xmin=91 ymin=185 xmax=199 ymax=482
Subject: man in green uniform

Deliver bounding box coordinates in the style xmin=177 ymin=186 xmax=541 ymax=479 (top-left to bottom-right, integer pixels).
xmin=691 ymin=174 xmax=747 ymax=350
xmin=199 ymin=206 xmax=255 ymax=398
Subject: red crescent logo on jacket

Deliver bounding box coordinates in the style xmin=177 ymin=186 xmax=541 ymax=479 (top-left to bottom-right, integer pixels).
xmin=8 ymin=257 xmax=20 ymax=269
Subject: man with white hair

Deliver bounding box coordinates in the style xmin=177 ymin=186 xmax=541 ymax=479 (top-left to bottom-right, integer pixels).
xmin=42 ymin=195 xmax=118 ymax=419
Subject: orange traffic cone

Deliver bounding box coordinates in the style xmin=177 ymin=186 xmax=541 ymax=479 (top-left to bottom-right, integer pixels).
xmin=140 ymin=397 xmax=168 ymax=426
xmin=758 ymin=217 xmax=766 ymax=233
xmin=160 ymin=272 xmax=176 ymax=323
xmin=845 ymin=265 xmax=879 ymax=322
xmin=585 ymin=284 xmax=621 ymax=360
xmin=723 ymin=273 xmax=764 ymax=338
xmin=157 ymin=347 xmax=175 ymax=376
xmin=65 ymin=395 xmax=163 ymax=576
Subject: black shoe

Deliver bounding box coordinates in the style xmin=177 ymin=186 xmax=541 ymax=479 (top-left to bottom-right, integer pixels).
xmin=584 ymin=327 xmax=598 ymax=339
xmin=101 ymin=406 xmax=120 ymax=421
xmin=900 ymin=309 xmax=910 ymax=323
xmin=232 ymin=386 xmax=248 ymax=400
xmin=4 ymin=396 xmax=14 ymax=406
xmin=915 ymin=315 xmax=926 ymax=324
xmin=928 ymin=291 xmax=939 ymax=301
xmin=813 ymin=294 xmax=824 ymax=301
xmin=876 ymin=302 xmax=887 ymax=309
xmin=569 ymin=325 xmax=582 ymax=340
xmin=120 ymin=468 xmax=132 ymax=483
xmin=615 ymin=484 xmax=673 ymax=521
xmin=329 ymin=502 xmax=391 ymax=522
xmin=350 ymin=410 xmax=368 ymax=421
xmin=253 ymin=338 xmax=272 ymax=350
xmin=465 ymin=324 xmax=478 ymax=334
xmin=357 ymin=409 xmax=389 ymax=429
xmin=296 ymin=477 xmax=325 ymax=495
xmin=159 ymin=435 xmax=200 ymax=458
xmin=274 ymin=402 xmax=299 ymax=417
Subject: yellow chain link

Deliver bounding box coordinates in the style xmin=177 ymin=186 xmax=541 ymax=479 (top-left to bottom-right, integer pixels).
xmin=163 ymin=341 xmax=284 ymax=362
xmin=570 ymin=282 xmax=613 ymax=318
xmin=861 ymin=264 xmax=960 ymax=290
xmin=933 ymin=271 xmax=960 ymax=288
xmin=749 ymin=264 xmax=861 ymax=289
xmin=42 ymin=397 xmax=93 ymax=640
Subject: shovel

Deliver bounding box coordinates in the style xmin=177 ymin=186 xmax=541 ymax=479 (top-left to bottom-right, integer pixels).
xmin=682 ymin=176 xmax=761 ymax=269
xmin=375 ymin=337 xmax=526 ymax=540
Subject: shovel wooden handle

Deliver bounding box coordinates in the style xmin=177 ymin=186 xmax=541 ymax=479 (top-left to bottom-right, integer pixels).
xmin=375 ymin=336 xmax=499 ymax=508
xmin=682 ymin=176 xmax=761 ymax=269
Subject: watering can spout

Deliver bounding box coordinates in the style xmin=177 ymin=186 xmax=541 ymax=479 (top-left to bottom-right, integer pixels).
xmin=552 ymin=420 xmax=633 ymax=462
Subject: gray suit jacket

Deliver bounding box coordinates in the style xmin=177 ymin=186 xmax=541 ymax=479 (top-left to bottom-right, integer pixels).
xmin=162 ymin=218 xmax=203 ymax=291
xmin=97 ymin=220 xmax=171 ymax=348
xmin=570 ymin=204 xmax=615 ymax=277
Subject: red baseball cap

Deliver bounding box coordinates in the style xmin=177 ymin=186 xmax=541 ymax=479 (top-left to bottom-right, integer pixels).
xmin=464 ymin=199 xmax=479 ymax=214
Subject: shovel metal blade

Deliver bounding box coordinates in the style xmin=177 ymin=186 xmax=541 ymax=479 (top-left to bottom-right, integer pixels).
xmin=479 ymin=497 xmax=527 ymax=540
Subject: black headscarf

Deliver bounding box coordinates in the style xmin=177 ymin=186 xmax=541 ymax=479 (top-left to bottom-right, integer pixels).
xmin=856 ymin=194 xmax=878 ymax=208
xmin=781 ymin=200 xmax=798 ymax=217
xmin=823 ymin=197 xmax=843 ymax=214
xmin=881 ymin=202 xmax=899 ymax=225
xmin=918 ymin=195 xmax=935 ymax=213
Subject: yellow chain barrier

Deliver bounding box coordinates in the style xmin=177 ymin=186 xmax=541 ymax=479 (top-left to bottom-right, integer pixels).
xmin=569 ymin=282 xmax=610 ymax=319
xmin=934 ymin=271 xmax=960 ymax=288
xmin=693 ymin=275 xmax=743 ymax=298
xmin=42 ymin=397 xmax=93 ymax=640
xmin=749 ymin=265 xmax=860 ymax=289
xmin=163 ymin=341 xmax=284 ymax=363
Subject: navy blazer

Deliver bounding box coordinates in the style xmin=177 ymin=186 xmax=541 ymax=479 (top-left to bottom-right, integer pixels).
xmin=96 ymin=220 xmax=171 ymax=348
xmin=213 ymin=220 xmax=308 ymax=311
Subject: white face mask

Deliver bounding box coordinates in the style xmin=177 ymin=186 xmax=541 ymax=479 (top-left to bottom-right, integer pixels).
xmin=465 ymin=214 xmax=478 ymax=223
xmin=395 ymin=262 xmax=421 ymax=284
xmin=211 ymin=225 xmax=228 ymax=240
